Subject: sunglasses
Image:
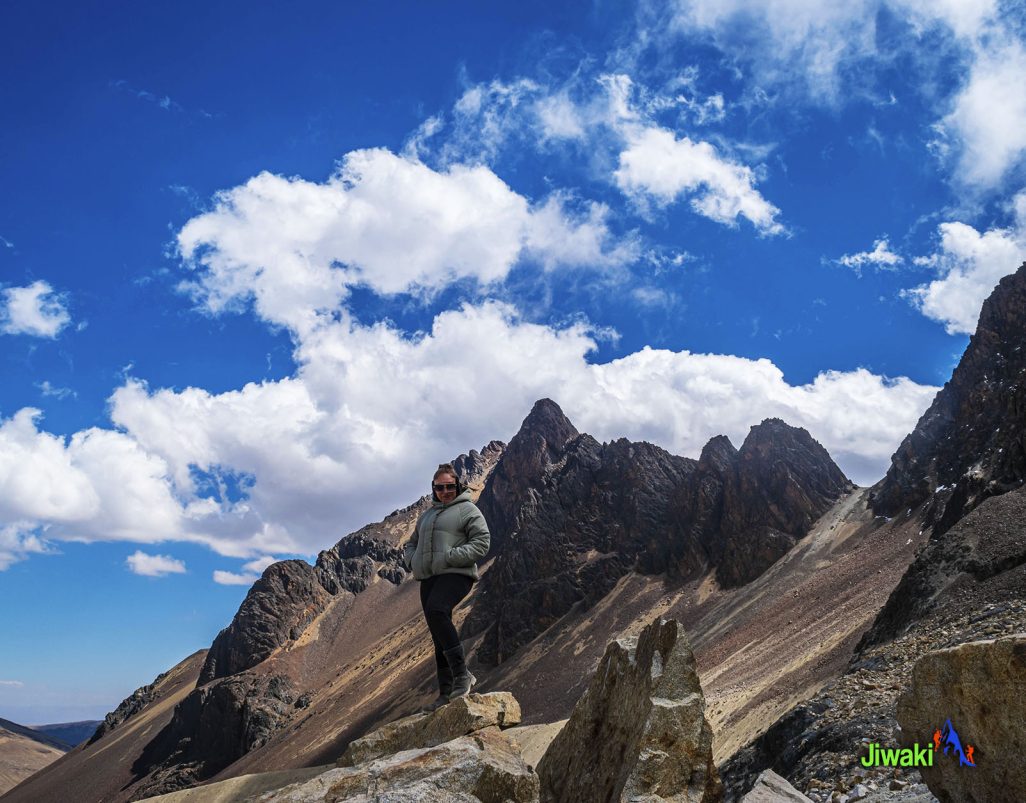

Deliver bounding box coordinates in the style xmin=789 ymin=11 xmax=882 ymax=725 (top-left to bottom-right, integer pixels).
xmin=432 ymin=482 xmax=458 ymax=492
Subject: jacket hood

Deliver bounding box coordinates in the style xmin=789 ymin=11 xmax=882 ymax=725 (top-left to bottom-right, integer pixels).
xmin=432 ymin=488 xmax=474 ymax=507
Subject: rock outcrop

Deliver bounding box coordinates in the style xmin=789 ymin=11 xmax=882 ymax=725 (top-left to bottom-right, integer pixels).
xmin=200 ymin=562 xmax=334 ymax=684
xmin=131 ymin=673 xmax=300 ymax=798
xmin=88 ymin=670 xmax=170 ymax=744
xmin=740 ymin=770 xmax=811 ymax=802
xmin=536 ymin=617 xmax=722 ymax=803
xmin=872 ymin=262 xmax=1026 ymax=532
xmin=896 ymin=634 xmax=1026 ymax=803
xmin=466 ymin=407 xmax=850 ymax=665
xmin=336 ymin=693 xmax=522 ymax=768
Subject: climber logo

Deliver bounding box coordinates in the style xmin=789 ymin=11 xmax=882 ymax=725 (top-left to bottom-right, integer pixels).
xmin=932 ymin=719 xmax=976 ymax=767
xmin=858 ymin=719 xmax=976 ymax=769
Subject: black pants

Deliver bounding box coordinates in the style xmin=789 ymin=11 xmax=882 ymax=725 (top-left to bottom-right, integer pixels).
xmin=420 ymin=573 xmax=474 ymax=666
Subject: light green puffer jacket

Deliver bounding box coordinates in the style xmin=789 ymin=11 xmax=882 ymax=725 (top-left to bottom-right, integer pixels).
xmin=403 ymin=489 xmax=490 ymax=581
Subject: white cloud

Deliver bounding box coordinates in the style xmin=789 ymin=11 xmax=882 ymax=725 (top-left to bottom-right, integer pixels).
xmin=177 ymin=148 xmax=632 ymax=334
xmin=939 ymin=40 xmax=1026 ymax=189
xmin=0 ymin=523 xmax=50 ymax=571
xmin=837 ymin=237 xmax=903 ymax=275
xmin=663 ymin=0 xmax=1026 ymax=188
xmin=213 ymin=555 xmax=276 ymax=586
xmin=615 ymin=125 xmax=784 ymax=234
xmin=905 ymin=193 xmax=1026 ymax=334
xmin=667 ymin=0 xmax=880 ymax=101
xmin=36 ymin=381 xmax=76 ymax=400
xmin=212 ymin=570 xmax=253 ymax=585
xmin=0 ymin=680 xmax=25 ymax=687
xmin=1 ymin=280 xmax=72 ymax=338
xmin=125 ymin=550 xmax=186 ymax=577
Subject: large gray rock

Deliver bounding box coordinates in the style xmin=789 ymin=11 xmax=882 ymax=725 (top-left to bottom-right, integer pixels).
xmin=740 ymin=770 xmax=811 ymax=802
xmin=537 ymin=617 xmax=722 ymax=803
xmin=258 ymin=726 xmax=538 ymax=803
xmin=896 ymin=633 xmax=1026 ymax=803
xmin=336 ymin=692 xmax=522 ymax=767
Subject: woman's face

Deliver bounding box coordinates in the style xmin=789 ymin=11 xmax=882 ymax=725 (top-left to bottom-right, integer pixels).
xmin=433 ymin=472 xmax=458 ymax=503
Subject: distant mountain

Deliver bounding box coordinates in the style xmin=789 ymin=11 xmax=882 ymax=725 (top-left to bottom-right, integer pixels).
xmin=464 ymin=404 xmax=851 ymax=664
xmin=0 ymin=717 xmax=69 ymax=796
xmin=29 ymin=722 xmax=100 ymax=749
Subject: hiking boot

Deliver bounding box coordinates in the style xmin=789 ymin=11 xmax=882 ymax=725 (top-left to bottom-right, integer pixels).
xmin=420 ymin=654 xmax=454 ymax=712
xmin=443 ymin=644 xmax=476 ymax=700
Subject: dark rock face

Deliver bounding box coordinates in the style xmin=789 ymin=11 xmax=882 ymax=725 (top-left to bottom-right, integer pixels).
xmin=859 ymin=484 xmax=1026 ymax=650
xmin=465 ymin=407 xmax=850 ymax=665
xmin=464 ymin=433 xmax=696 ymax=664
xmin=475 ymin=399 xmax=579 ymax=558
xmin=872 ymin=263 xmax=1026 ymax=532
xmin=129 ymin=673 xmax=297 ymax=800
xmin=705 ymin=419 xmax=854 ymax=587
xmin=315 ymin=532 xmax=407 ymax=595
xmin=199 ymin=561 xmax=333 ymax=685
xmin=88 ymin=671 xmax=169 ymax=744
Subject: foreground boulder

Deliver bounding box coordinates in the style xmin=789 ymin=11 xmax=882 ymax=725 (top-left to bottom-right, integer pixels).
xmin=337 ymin=692 xmax=522 ymax=767
xmin=537 ymin=616 xmax=722 ymax=802
xmin=896 ymin=633 xmax=1026 ymax=803
xmin=740 ymin=770 xmax=811 ymax=802
xmin=257 ymin=727 xmax=537 ymax=803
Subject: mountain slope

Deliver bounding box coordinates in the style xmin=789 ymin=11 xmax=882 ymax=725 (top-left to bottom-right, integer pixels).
xmin=0 ymin=719 xmax=68 ymax=796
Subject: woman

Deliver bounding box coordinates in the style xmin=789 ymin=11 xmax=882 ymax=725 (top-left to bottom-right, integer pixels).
xmin=403 ymin=463 xmax=490 ymax=711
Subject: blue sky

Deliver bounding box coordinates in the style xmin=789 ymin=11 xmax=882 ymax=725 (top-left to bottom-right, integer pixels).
xmin=3 ymin=0 xmax=1026 ymax=724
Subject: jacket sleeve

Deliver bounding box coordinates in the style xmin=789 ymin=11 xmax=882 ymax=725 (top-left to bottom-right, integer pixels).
xmin=447 ymin=504 xmax=490 ymax=567
xmin=402 ymin=519 xmax=420 ymax=571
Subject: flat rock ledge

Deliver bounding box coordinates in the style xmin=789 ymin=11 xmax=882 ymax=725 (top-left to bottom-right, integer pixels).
xmin=336 ymin=691 xmax=522 ymax=768
xmin=537 ymin=616 xmax=722 ymax=803
xmin=257 ymin=726 xmax=537 ymax=803
xmin=896 ymin=632 xmax=1026 ymax=803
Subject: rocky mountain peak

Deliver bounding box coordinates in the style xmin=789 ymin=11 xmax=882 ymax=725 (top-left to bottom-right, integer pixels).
xmin=698 ymin=435 xmax=738 ymax=475
xmin=515 ymin=398 xmax=580 ymax=454
xmin=871 ymin=262 xmax=1026 ymax=532
xmin=474 ymin=399 xmax=581 ymax=557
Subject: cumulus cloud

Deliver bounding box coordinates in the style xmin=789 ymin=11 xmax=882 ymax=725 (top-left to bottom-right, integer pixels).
xmin=1 ymin=280 xmax=72 ymax=338
xmin=939 ymin=40 xmax=1026 ymax=189
xmin=614 ymin=125 xmax=784 ymax=233
xmin=836 ymin=237 xmax=903 ymax=275
xmin=177 ymin=148 xmax=633 ymax=334
xmin=125 ymin=550 xmax=186 ymax=577
xmin=905 ymin=193 xmax=1026 ymax=334
xmin=213 ymin=555 xmax=277 ymax=586
xmin=408 ymin=73 xmax=783 ymax=234
xmin=0 ymin=523 xmax=50 ymax=571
